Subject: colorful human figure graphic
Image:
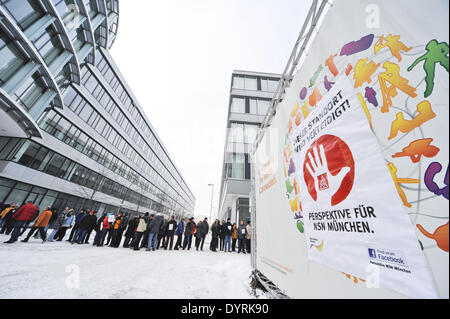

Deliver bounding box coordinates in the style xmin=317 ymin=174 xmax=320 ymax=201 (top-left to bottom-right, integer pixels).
xmin=407 ymin=39 xmax=449 ymax=98
xmin=387 ymin=162 xmax=419 ymax=208
xmin=374 ymin=34 xmax=412 ymax=62
xmin=325 ymin=54 xmax=339 ymax=77
xmin=379 ymin=61 xmax=417 ymax=113
xmin=424 ymin=162 xmax=449 ymax=200
xmin=392 ymin=138 xmax=440 ymax=163
xmin=417 ymin=222 xmax=449 ymax=253
xmin=354 ymin=58 xmax=380 ymax=88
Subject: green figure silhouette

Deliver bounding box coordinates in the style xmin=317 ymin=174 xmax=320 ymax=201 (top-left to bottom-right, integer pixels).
xmin=408 ymin=40 xmax=449 ymax=98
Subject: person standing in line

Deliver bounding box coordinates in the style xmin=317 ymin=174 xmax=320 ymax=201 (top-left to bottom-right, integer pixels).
xmin=237 ymin=220 xmax=248 ymax=253
xmin=123 ymin=214 xmax=138 ymax=248
xmin=54 ymin=209 xmax=74 ymax=241
xmin=246 ymin=221 xmax=251 ymax=253
xmin=72 ymin=211 xmax=97 ymax=244
xmin=173 ymin=217 xmax=185 ymax=250
xmin=146 ymin=214 xmax=163 ymax=251
xmin=223 ymin=218 xmax=233 ymax=252
xmin=111 ymin=212 xmax=128 ymax=248
xmin=182 ymin=217 xmax=195 ymax=250
xmin=157 ymin=217 xmax=167 ymax=249
xmin=0 ymin=203 xmax=18 ymax=235
xmin=83 ymin=210 xmax=97 ymax=244
xmin=131 ymin=214 xmax=147 ymax=251
xmin=209 ymin=219 xmax=219 ymax=252
xmin=47 ymin=207 xmax=68 ymax=242
xmin=219 ymin=220 xmax=226 ymax=251
xmin=231 ymin=223 xmax=238 ymax=252
xmin=67 ymin=209 xmax=86 ymax=242
xmin=105 ymin=213 xmax=115 ymax=246
xmin=140 ymin=212 xmax=152 ymax=248
xmin=194 ymin=220 xmax=202 ymax=250
xmin=99 ymin=213 xmax=111 ymax=246
xmin=21 ymin=206 xmax=53 ymax=243
xmin=109 ymin=212 xmax=123 ymax=248
xmin=164 ymin=216 xmax=177 ymax=250
xmin=0 ymin=202 xmax=15 ymax=229
xmin=196 ymin=218 xmax=209 ymax=251
xmin=93 ymin=213 xmax=106 ymax=246
xmin=4 ymin=201 xmax=38 ymax=244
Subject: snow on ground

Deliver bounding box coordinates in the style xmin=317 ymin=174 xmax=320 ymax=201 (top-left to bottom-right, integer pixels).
xmin=0 ymin=234 xmax=255 ymax=299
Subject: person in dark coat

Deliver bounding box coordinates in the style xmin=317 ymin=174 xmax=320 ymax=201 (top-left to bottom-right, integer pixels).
xmin=4 ymin=201 xmax=38 ymax=243
xmin=173 ymin=217 xmax=185 ymax=250
xmin=140 ymin=213 xmax=152 ymax=248
xmin=219 ymin=220 xmax=226 ymax=251
xmin=163 ymin=216 xmax=177 ymax=250
xmin=72 ymin=211 xmax=97 ymax=244
xmin=210 ymin=219 xmax=220 ymax=252
xmin=110 ymin=212 xmax=128 ymax=248
xmin=182 ymin=218 xmax=195 ymax=250
xmin=237 ymin=220 xmax=248 ymax=253
xmin=146 ymin=214 xmax=163 ymax=251
xmin=123 ymin=214 xmax=138 ymax=248
xmin=0 ymin=203 xmax=18 ymax=235
xmin=67 ymin=209 xmax=86 ymax=242
xmin=93 ymin=213 xmax=106 ymax=246
xmin=195 ymin=218 xmax=209 ymax=251
xmin=157 ymin=218 xmax=167 ymax=249
xmin=223 ymin=218 xmax=233 ymax=252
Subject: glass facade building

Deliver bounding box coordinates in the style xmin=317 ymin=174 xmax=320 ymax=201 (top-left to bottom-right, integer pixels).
xmin=0 ymin=0 xmax=195 ymax=218
xmin=218 ymin=70 xmax=280 ymax=223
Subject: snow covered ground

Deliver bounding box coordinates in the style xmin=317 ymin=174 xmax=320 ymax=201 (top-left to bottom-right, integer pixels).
xmin=0 ymin=233 xmax=257 ymax=299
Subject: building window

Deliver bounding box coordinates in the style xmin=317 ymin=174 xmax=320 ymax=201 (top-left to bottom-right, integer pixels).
xmin=0 ymin=30 xmax=27 ymax=85
xmin=230 ymin=97 xmax=245 ymax=113
xmin=1 ymin=0 xmax=44 ymax=31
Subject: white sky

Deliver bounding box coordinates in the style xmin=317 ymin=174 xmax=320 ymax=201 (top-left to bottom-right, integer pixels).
xmin=110 ymin=0 xmax=312 ymax=219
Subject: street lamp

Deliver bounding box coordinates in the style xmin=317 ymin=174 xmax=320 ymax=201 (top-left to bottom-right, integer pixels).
xmin=208 ymin=183 xmax=214 ymax=221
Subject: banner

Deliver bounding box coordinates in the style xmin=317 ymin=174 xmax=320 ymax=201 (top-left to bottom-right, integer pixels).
xmin=254 ymin=0 xmax=448 ymax=299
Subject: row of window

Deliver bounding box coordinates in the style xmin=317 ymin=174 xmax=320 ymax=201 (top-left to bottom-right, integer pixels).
xmin=226 ymin=153 xmax=251 ymax=180
xmin=232 ymin=75 xmax=279 ymax=92
xmin=0 ymin=138 xmax=177 ymax=216
xmin=230 ymin=96 xmax=271 ymax=116
xmin=79 ymin=63 xmax=194 ymax=208
xmin=38 ymin=106 xmax=187 ymax=214
xmin=95 ymin=52 xmax=195 ymax=203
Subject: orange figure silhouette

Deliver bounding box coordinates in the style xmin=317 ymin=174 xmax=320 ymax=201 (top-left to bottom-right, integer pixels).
xmin=301 ymin=101 xmax=310 ymax=119
xmin=374 ymin=34 xmax=412 ymax=62
xmin=345 ymin=63 xmax=353 ymax=76
xmin=291 ymin=101 xmax=300 ymax=118
xmin=295 ymin=112 xmax=302 ymax=126
xmin=388 ymin=162 xmax=419 ymax=208
xmin=283 ymin=163 xmax=287 ymax=177
xmin=325 ymin=54 xmax=339 ymax=77
xmin=288 ymin=119 xmax=293 ymax=134
xmin=342 ymin=272 xmax=366 ymax=284
xmin=417 ymin=222 xmax=449 ymax=252
xmin=378 ymin=61 xmax=417 ymax=113
xmin=353 ymin=58 xmax=380 ymax=88
xmin=392 ymin=138 xmax=440 ymax=163
xmin=309 ymin=87 xmax=323 ymax=106
xmin=293 ymin=179 xmax=299 ymax=195
xmin=388 ymin=100 xmax=436 ymax=140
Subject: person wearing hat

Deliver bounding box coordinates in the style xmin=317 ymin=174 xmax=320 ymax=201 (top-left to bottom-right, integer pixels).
xmin=53 ymin=209 xmax=75 ymax=241
xmin=174 ymin=217 xmax=185 ymax=250
xmin=21 ymin=206 xmax=53 ymax=243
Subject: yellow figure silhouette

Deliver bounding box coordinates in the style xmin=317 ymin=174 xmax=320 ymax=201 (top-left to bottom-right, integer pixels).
xmin=301 ymin=101 xmax=310 ymax=119
xmin=357 ymin=93 xmax=372 ymax=129
xmin=291 ymin=101 xmax=300 ymax=118
xmin=388 ymin=100 xmax=436 ymax=140
xmin=378 ymin=61 xmax=417 ymax=113
xmin=353 ymin=58 xmax=380 ymax=88
xmin=289 ymin=197 xmax=299 ymax=213
xmin=388 ymin=162 xmax=419 ymax=208
xmin=374 ymin=34 xmax=412 ymax=62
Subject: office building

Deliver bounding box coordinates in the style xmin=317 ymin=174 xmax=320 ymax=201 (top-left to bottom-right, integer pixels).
xmin=218 ymin=70 xmax=280 ymax=223
xmin=0 ymin=0 xmax=195 ymax=217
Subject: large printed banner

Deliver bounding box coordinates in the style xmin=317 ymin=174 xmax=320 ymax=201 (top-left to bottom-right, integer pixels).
xmin=254 ymin=0 xmax=448 ymax=299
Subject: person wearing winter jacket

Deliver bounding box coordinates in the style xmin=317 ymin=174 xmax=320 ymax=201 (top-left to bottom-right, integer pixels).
xmin=140 ymin=213 xmax=152 ymax=248
xmin=53 ymin=209 xmax=75 ymax=241
xmin=131 ymin=214 xmax=148 ymax=251
xmin=72 ymin=210 xmax=97 ymax=244
xmin=173 ymin=217 xmax=185 ymax=250
xmin=219 ymin=220 xmax=226 ymax=251
xmin=163 ymin=216 xmax=177 ymax=250
xmin=47 ymin=207 xmax=70 ymax=242
xmin=237 ymin=220 xmax=248 ymax=253
xmin=0 ymin=203 xmax=18 ymax=235
xmin=98 ymin=213 xmax=112 ymax=246
xmin=4 ymin=201 xmax=38 ymax=243
xmin=146 ymin=214 xmax=163 ymax=251
xmin=0 ymin=202 xmax=15 ymax=229
xmin=246 ymin=221 xmax=251 ymax=253
xmin=231 ymin=223 xmax=238 ymax=252
xmin=21 ymin=206 xmax=53 ymax=243
xmin=93 ymin=213 xmax=106 ymax=246
xmin=123 ymin=214 xmax=139 ymax=248
xmin=110 ymin=212 xmax=128 ymax=248
xmin=67 ymin=209 xmax=86 ymax=242
xmin=157 ymin=218 xmax=167 ymax=249
xmin=209 ymin=219 xmax=220 ymax=252
xmin=195 ymin=218 xmax=209 ymax=251
xmin=182 ymin=218 xmax=195 ymax=250
xmin=223 ymin=218 xmax=233 ymax=252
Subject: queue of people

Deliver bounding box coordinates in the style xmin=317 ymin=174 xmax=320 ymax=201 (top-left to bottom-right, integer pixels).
xmin=0 ymin=201 xmax=252 ymax=254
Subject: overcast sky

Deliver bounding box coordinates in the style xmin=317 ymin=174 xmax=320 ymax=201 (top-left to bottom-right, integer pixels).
xmin=110 ymin=0 xmax=312 ymax=219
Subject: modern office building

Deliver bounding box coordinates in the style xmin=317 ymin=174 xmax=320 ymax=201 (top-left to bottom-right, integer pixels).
xmin=218 ymin=70 xmax=280 ymax=223
xmin=0 ymin=0 xmax=195 ymax=218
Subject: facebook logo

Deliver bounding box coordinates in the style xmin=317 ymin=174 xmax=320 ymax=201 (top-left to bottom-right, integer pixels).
xmin=368 ymin=248 xmax=377 ymax=258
